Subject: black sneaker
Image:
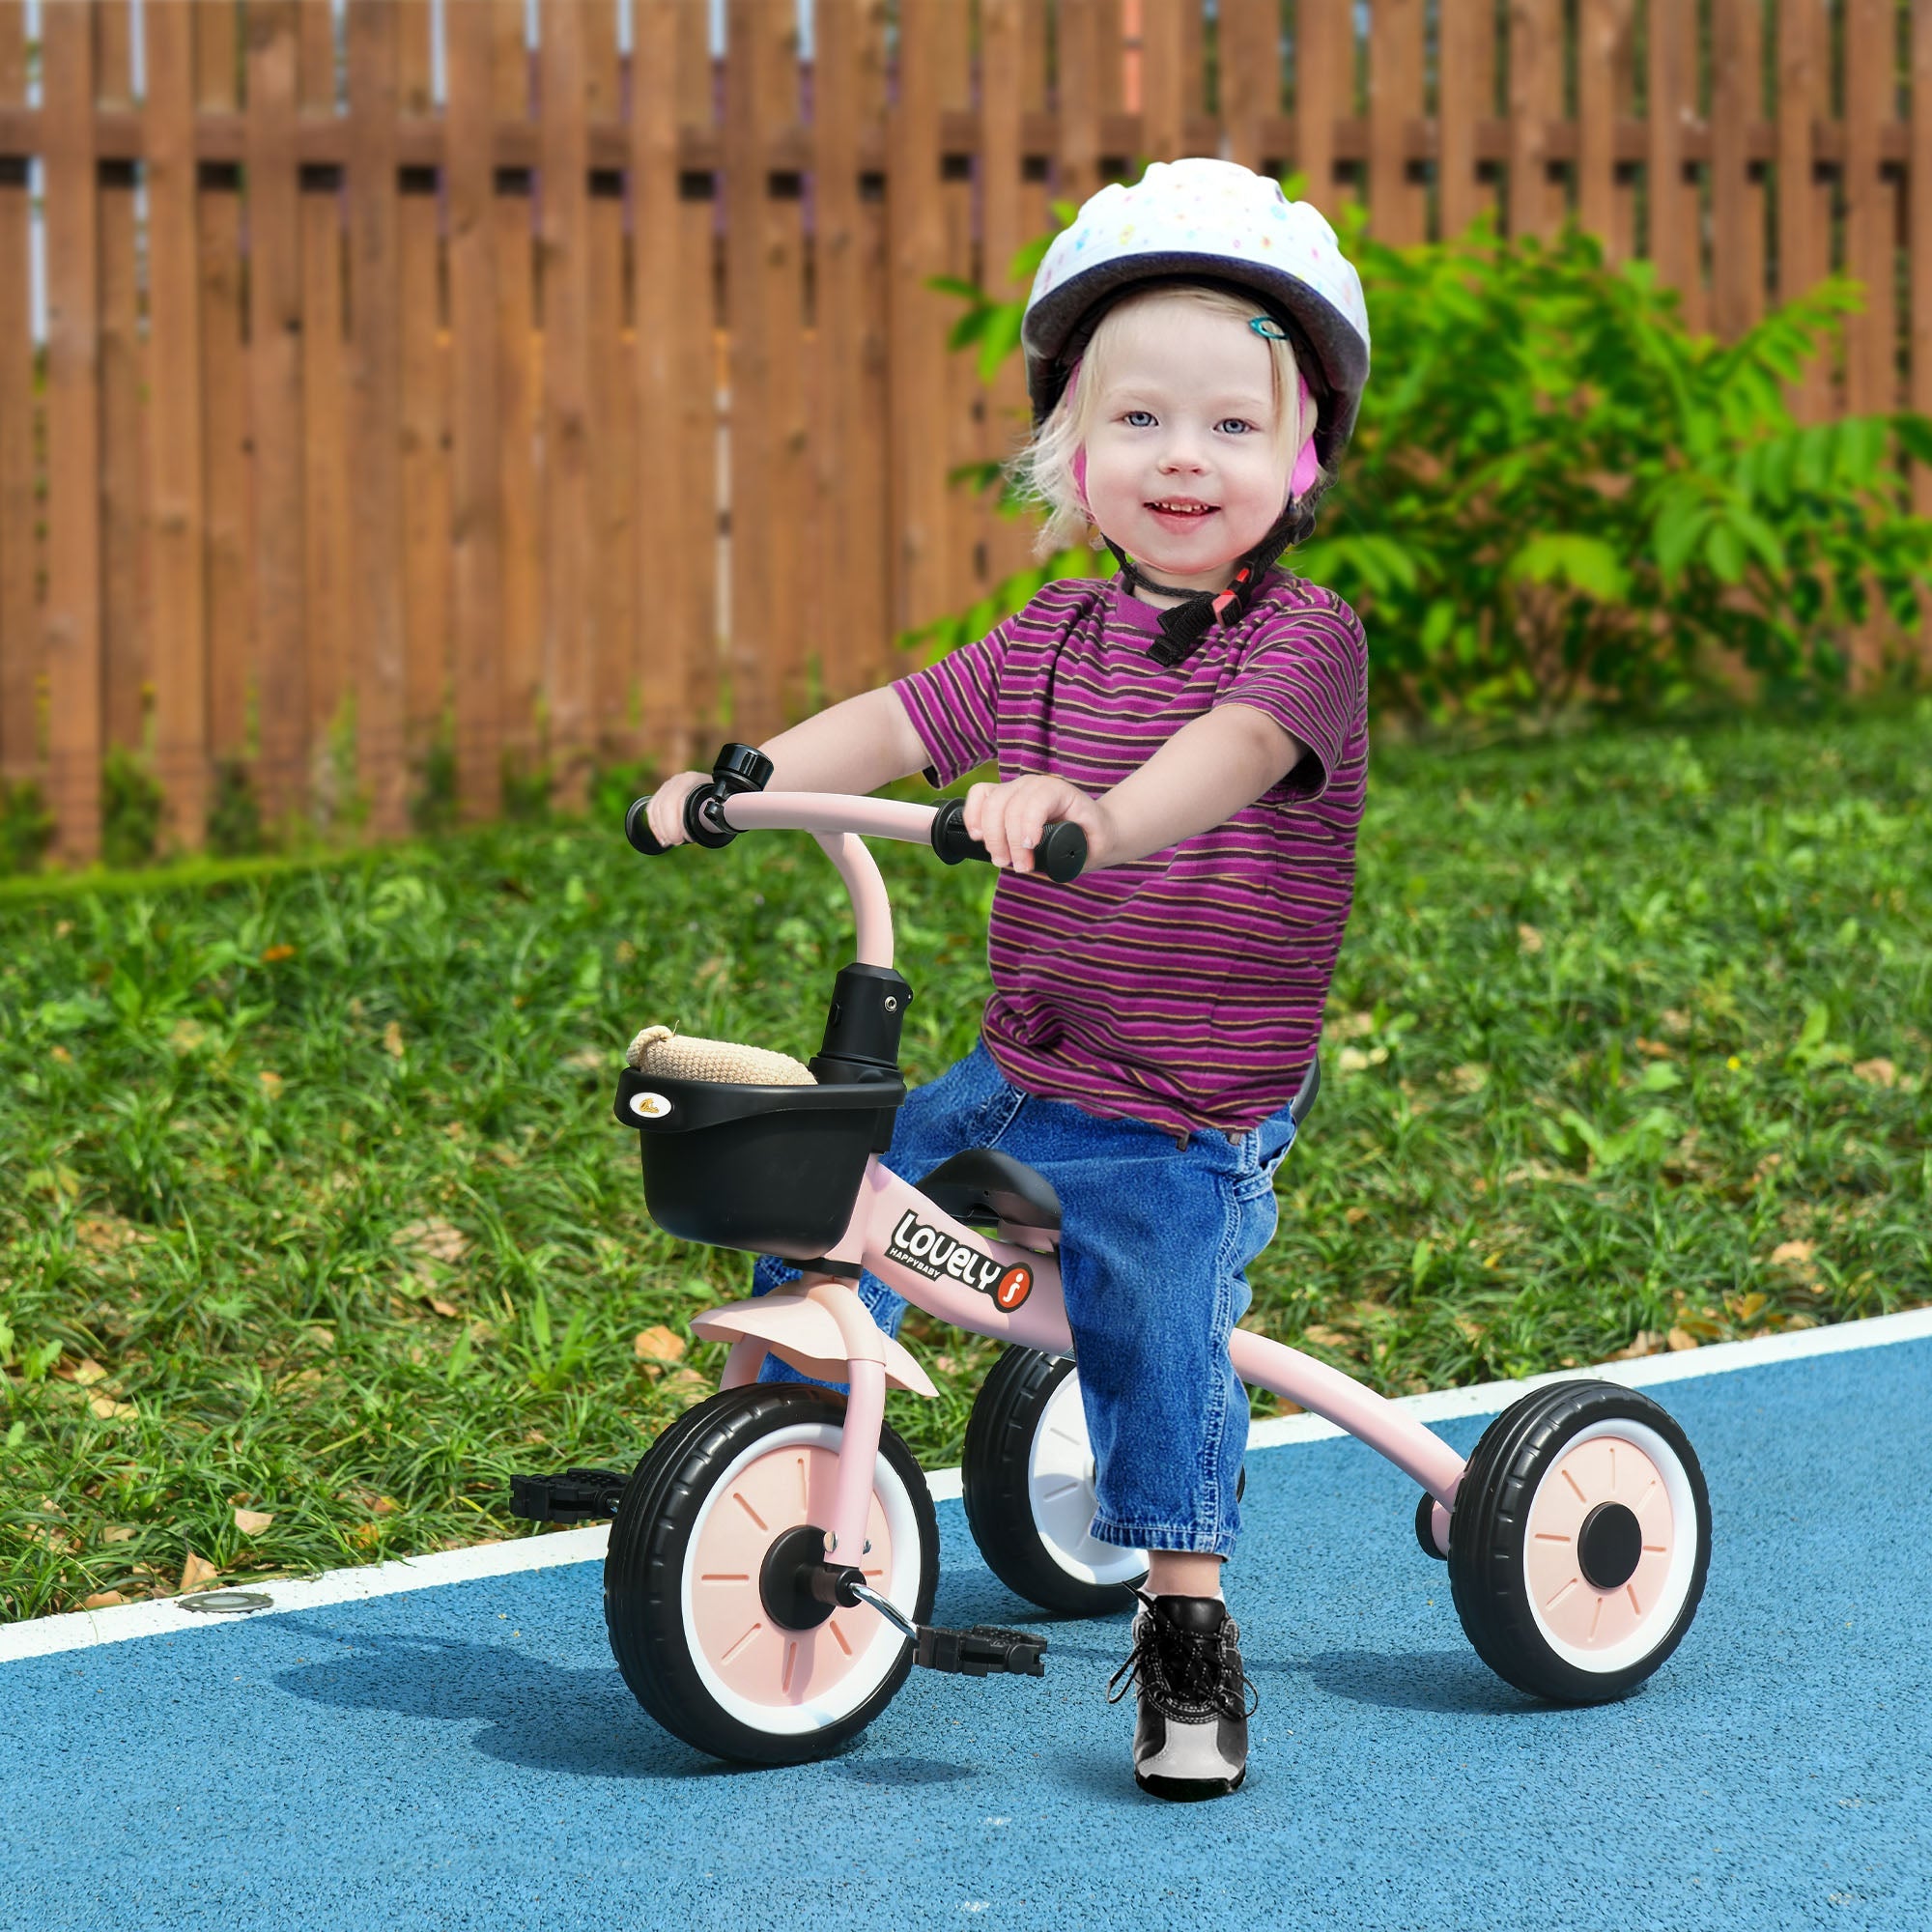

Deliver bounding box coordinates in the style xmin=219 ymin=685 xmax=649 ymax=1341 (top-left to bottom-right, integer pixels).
xmin=1107 ymin=1591 xmax=1256 ymax=1801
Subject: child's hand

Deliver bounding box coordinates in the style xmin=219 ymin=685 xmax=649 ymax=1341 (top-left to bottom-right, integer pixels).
xmin=964 ymin=775 xmax=1114 ymax=874
xmin=643 ymin=771 xmax=714 ymax=848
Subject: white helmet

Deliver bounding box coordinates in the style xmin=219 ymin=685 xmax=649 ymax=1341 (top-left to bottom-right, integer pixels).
xmin=1021 ymin=158 xmax=1371 ymax=475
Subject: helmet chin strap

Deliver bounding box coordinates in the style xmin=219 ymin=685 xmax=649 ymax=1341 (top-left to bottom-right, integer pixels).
xmin=1107 ymin=494 xmax=1305 ymax=669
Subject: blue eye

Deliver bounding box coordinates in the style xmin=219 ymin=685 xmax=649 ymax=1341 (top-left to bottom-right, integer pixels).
xmin=1218 ymin=418 xmax=1256 ymax=436
xmin=1122 ymin=410 xmax=1156 ymax=428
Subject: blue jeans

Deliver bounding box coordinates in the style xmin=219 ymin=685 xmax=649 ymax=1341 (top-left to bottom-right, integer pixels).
xmin=752 ymin=1038 xmax=1297 ymax=1558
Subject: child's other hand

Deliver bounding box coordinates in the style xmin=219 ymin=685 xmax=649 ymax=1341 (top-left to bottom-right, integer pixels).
xmin=963 ymin=775 xmax=1113 ymax=874
xmin=644 ymin=771 xmax=713 ymax=848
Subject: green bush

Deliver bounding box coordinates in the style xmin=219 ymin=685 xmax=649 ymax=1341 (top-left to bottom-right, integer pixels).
xmin=0 ymin=777 xmax=53 ymax=877
xmin=206 ymin=757 xmax=266 ymax=858
xmin=100 ymin=747 xmax=164 ymax=870
xmin=927 ymin=198 xmax=1932 ymax=718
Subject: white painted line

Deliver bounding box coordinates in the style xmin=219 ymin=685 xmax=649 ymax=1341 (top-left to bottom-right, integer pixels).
xmin=5 ymin=1305 xmax=1927 ymax=1666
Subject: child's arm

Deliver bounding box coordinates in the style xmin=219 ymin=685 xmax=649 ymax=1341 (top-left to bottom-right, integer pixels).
xmin=966 ymin=702 xmax=1303 ymax=874
xmin=644 ymin=686 xmax=929 ymax=847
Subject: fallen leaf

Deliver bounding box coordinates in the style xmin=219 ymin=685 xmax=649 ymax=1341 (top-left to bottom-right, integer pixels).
xmin=1634 ymin=1037 xmax=1673 ymax=1060
xmin=1851 ymin=1058 xmax=1896 ymax=1088
xmin=81 ymin=1591 xmax=126 ymax=1610
xmin=1343 ymin=1205 xmax=1371 ymax=1224
xmin=260 ymin=943 xmax=297 ymax=963
xmin=88 ymin=1395 xmax=138 ymax=1420
xmin=1299 ymin=1324 xmax=1354 ymax=1350
xmin=1769 ymin=1239 xmax=1816 ymax=1266
xmin=1665 ymin=1326 xmax=1699 ymax=1352
xmin=75 ymin=1215 xmax=154 ymax=1254
xmin=60 ymin=1357 xmax=108 ymax=1386
xmin=429 ymin=1297 xmax=460 ymax=1320
xmin=633 ymin=1325 xmax=686 ymax=1365
xmin=305 ymin=1326 xmax=336 ymax=1350
xmin=178 ymin=1551 xmax=218 ymax=1594
xmin=371 ymin=1495 xmax=399 ymax=1516
xmin=233 ymin=1509 xmax=275 ymax=1535
xmin=49 ymin=1044 xmax=72 ymax=1064
xmin=1659 ymin=1009 xmax=1691 ymax=1036
xmin=100 ymin=1525 xmax=138 ymax=1545
xmin=1449 ymin=1063 xmax=1489 ymax=1094
xmin=1518 ymin=923 xmax=1545 ymax=954
xmin=660 ymin=1369 xmax=712 ymax=1408
xmin=257 ymin=1070 xmax=285 ymax=1098
xmin=384 ymin=1021 xmax=406 ymax=1059
xmin=351 ymin=1523 xmax=383 ymax=1549
xmin=167 ymin=1018 xmax=208 ymax=1053
xmin=394 ymin=1217 xmax=470 ymax=1264
xmin=1609 ymin=1330 xmax=1664 ymax=1360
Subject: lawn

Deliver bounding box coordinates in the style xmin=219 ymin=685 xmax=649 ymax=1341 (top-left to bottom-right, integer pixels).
xmin=2 ymin=700 xmax=1927 ymax=1620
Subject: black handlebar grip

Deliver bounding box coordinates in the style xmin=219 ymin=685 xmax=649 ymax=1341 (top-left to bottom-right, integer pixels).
xmin=624 ymin=796 xmax=668 ymax=855
xmin=929 ymin=799 xmax=1086 ymax=883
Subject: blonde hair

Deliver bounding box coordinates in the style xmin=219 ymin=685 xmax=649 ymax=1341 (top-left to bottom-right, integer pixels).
xmin=1009 ymin=282 xmax=1315 ymax=558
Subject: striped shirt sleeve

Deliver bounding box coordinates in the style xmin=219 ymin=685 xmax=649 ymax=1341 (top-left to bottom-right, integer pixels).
xmin=1219 ymin=590 xmax=1367 ymax=803
xmin=892 ymin=619 xmax=1011 ymax=786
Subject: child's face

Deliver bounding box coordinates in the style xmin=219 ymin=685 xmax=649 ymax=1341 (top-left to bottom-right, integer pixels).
xmin=1080 ymin=300 xmax=1293 ymax=592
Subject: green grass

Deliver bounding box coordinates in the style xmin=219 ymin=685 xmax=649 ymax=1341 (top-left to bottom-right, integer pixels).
xmin=3 ymin=702 xmax=1928 ymax=1621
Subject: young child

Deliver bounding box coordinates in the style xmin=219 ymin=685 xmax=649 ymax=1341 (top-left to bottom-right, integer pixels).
xmin=645 ymin=157 xmax=1371 ymax=1800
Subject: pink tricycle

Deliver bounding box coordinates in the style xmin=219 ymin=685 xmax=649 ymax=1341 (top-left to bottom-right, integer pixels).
xmin=509 ymin=745 xmax=1714 ymax=1765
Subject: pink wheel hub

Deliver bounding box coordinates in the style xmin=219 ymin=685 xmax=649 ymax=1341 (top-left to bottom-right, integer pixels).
xmin=1523 ymin=1429 xmax=1677 ymax=1654
xmin=691 ymin=1439 xmax=895 ymax=1708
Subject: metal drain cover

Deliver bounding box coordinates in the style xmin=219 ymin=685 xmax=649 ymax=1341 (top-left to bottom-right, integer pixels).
xmin=177 ymin=1589 xmax=274 ymax=1616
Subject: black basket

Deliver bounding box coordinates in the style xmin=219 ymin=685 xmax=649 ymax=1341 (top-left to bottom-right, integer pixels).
xmin=613 ymin=1066 xmax=903 ymax=1260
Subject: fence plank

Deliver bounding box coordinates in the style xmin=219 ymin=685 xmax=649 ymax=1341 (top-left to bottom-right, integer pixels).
xmin=1436 ymin=0 xmax=1497 ymax=239
xmin=1137 ymin=0 xmax=1188 ymax=160
xmin=584 ymin=1 xmax=635 ymax=758
xmin=197 ymin=2 xmax=253 ymax=783
xmin=0 ymin=0 xmax=40 ymax=786
xmin=539 ymin=0 xmax=593 ymax=802
xmin=1218 ymin=0 xmax=1279 ymax=177
xmin=446 ymin=0 xmax=503 ymax=822
xmin=398 ymin=0 xmax=450 ymax=797
xmin=1369 ymin=0 xmax=1426 ymax=243
xmin=756 ymin=5 xmax=809 ymax=726
xmin=722 ymin=0 xmax=776 ymax=742
xmin=889 ymin=0 xmax=951 ymax=636
xmin=348 ymin=0 xmax=408 ymax=839
xmin=1506 ymin=0 xmax=1562 ymax=240
xmin=937 ymin=0 xmax=984 ymax=627
xmin=247 ymin=0 xmax=309 ymax=829
xmin=42 ymin=3 xmax=102 ymax=862
xmin=1576 ymin=0 xmax=1635 ymax=262
xmin=142 ymin=0 xmax=207 ymax=848
xmin=980 ymin=0 xmax=1043 ymax=592
xmin=298 ymin=0 xmax=351 ymax=819
xmin=1913 ymin=1 xmax=1932 ymax=525
xmin=1647 ymin=0 xmax=1704 ymax=332
xmin=97 ymin=0 xmax=145 ymax=760
xmin=1710 ymin=0 xmax=1765 ymax=342
xmin=1776 ymin=0 xmax=1833 ymax=421
xmin=1843 ymin=0 xmax=1895 ymax=417
xmin=1057 ymin=0 xmax=1102 ymax=204
xmin=494 ymin=0 xmax=543 ymax=792
xmin=1295 ymin=0 xmax=1351 ymax=211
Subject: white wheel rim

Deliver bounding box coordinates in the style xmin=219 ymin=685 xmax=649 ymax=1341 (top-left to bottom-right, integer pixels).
xmin=1521 ymin=1415 xmax=1702 ymax=1675
xmin=678 ymin=1420 xmax=924 ymax=1735
xmin=1028 ymin=1371 xmax=1149 ymax=1587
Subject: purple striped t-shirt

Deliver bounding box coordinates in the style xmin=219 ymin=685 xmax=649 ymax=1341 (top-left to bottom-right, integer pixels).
xmin=893 ymin=567 xmax=1369 ymax=1139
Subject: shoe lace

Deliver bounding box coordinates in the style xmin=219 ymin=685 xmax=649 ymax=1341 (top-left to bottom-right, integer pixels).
xmin=1106 ymin=1597 xmax=1258 ymax=1721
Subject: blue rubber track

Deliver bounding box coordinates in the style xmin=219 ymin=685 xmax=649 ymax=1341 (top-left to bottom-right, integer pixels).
xmin=3 ymin=1336 xmax=1927 ymax=1931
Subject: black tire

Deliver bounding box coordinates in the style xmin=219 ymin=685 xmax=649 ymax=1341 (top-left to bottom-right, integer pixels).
xmin=1448 ymin=1379 xmax=1712 ymax=1705
xmin=605 ymin=1385 xmax=939 ymax=1764
xmin=961 ymin=1349 xmax=1149 ymax=1616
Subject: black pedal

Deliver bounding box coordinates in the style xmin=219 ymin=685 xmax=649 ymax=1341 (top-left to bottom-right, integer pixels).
xmin=914 ymin=1624 xmax=1048 ymax=1678
xmin=508 ymin=1467 xmax=628 ymax=1524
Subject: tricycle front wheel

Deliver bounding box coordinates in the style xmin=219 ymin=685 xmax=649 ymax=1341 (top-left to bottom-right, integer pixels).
xmin=1448 ymin=1379 xmax=1712 ymax=1705
xmin=605 ymin=1385 xmax=938 ymax=1763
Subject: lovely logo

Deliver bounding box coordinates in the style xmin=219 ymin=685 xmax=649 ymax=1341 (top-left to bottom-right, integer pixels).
xmin=884 ymin=1210 xmax=1033 ymax=1311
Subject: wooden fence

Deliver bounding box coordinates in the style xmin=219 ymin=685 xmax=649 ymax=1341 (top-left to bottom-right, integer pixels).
xmin=2 ymin=0 xmax=1930 ymax=865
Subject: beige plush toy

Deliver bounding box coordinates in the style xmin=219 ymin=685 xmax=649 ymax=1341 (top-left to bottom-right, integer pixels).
xmin=624 ymin=1024 xmax=816 ymax=1087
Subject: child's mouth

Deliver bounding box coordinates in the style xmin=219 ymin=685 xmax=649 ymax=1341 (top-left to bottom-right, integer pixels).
xmin=1146 ymin=500 xmax=1218 ymax=528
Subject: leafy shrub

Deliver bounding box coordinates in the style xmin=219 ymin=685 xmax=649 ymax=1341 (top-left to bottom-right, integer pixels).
xmin=100 ymin=746 xmax=164 ymax=869
xmin=207 ymin=757 xmax=266 ymax=857
xmin=926 ymin=196 xmax=1932 ymax=717
xmin=0 ymin=776 xmax=54 ymax=876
